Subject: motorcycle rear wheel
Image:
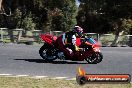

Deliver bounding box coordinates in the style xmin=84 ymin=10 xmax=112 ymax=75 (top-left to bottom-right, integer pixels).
xmin=39 ymin=44 xmax=57 ymax=61
xmin=85 ymin=52 xmax=103 ymax=64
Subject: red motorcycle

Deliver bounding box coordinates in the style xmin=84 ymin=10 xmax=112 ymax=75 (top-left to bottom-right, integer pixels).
xmin=39 ymin=33 xmax=103 ymax=64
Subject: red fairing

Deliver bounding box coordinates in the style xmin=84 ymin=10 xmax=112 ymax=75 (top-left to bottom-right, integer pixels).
xmin=93 ymin=42 xmax=100 ymax=48
xmin=76 ymin=38 xmax=81 ymax=47
xmin=40 ymin=34 xmax=57 ymax=44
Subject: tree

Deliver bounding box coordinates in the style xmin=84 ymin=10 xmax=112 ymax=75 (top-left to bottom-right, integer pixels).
xmin=77 ymin=0 xmax=132 ymax=46
xmin=103 ymin=0 xmax=132 ymax=46
xmin=44 ymin=0 xmax=77 ymax=32
xmin=76 ymin=0 xmax=109 ymax=33
xmin=0 ymin=0 xmax=78 ymax=43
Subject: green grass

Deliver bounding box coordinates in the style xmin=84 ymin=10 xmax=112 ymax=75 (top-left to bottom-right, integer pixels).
xmin=0 ymin=76 xmax=131 ymax=88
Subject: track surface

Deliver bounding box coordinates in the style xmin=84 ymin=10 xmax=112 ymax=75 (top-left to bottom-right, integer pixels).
xmin=0 ymin=44 xmax=132 ymax=80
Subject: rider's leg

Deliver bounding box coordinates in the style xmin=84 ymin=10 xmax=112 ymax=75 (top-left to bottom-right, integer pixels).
xmin=57 ymin=36 xmax=74 ymax=57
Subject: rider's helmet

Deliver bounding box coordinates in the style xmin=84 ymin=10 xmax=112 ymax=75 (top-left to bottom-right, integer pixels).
xmin=73 ymin=26 xmax=83 ymax=37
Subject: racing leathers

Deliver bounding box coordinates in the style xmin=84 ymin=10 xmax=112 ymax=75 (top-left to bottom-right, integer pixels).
xmin=62 ymin=31 xmax=80 ymax=54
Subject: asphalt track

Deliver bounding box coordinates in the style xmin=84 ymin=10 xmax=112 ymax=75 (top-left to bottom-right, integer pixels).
xmin=0 ymin=44 xmax=132 ymax=80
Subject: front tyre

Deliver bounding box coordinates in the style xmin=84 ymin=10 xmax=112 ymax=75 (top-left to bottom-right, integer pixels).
xmin=39 ymin=44 xmax=57 ymax=61
xmin=85 ymin=52 xmax=103 ymax=64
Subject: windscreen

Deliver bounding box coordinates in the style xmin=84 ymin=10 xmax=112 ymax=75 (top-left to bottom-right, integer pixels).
xmin=86 ymin=38 xmax=96 ymax=44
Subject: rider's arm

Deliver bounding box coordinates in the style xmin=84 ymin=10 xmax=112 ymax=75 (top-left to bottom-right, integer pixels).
xmin=72 ymin=35 xmax=80 ymax=51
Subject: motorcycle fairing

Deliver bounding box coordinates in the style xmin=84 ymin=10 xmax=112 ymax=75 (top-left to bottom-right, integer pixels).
xmin=40 ymin=34 xmax=57 ymax=45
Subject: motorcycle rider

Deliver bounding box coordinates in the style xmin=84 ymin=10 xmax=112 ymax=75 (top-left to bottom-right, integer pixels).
xmin=58 ymin=26 xmax=83 ymax=56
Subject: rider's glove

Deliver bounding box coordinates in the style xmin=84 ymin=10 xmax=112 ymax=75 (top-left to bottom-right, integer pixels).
xmin=75 ymin=45 xmax=80 ymax=51
xmin=66 ymin=48 xmax=73 ymax=54
xmin=75 ymin=45 xmax=85 ymax=52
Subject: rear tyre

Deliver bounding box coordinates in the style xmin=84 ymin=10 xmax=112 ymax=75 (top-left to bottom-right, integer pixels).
xmin=39 ymin=44 xmax=57 ymax=61
xmin=85 ymin=52 xmax=103 ymax=64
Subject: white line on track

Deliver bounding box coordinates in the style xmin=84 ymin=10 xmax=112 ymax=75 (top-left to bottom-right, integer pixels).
xmin=15 ymin=75 xmax=29 ymax=77
xmin=66 ymin=78 xmax=76 ymax=80
xmin=0 ymin=74 xmax=12 ymax=76
xmin=52 ymin=77 xmax=68 ymax=79
xmin=34 ymin=76 xmax=48 ymax=78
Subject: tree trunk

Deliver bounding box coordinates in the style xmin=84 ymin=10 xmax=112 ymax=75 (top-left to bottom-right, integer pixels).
xmin=22 ymin=30 xmax=27 ymax=37
xmin=0 ymin=0 xmax=2 ymax=11
xmin=128 ymin=28 xmax=132 ymax=46
xmin=111 ymin=29 xmax=120 ymax=46
xmin=8 ymin=29 xmax=14 ymax=42
xmin=17 ymin=30 xmax=22 ymax=43
xmin=3 ymin=15 xmax=14 ymax=42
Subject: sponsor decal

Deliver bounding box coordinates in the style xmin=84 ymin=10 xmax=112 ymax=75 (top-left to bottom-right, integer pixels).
xmin=76 ymin=67 xmax=131 ymax=85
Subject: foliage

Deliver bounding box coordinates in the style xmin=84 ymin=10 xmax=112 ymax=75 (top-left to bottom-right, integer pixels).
xmin=77 ymin=0 xmax=132 ymax=34
xmin=22 ymin=13 xmax=36 ymax=31
xmin=1 ymin=0 xmax=132 ymax=34
xmin=0 ymin=0 xmax=77 ymax=32
xmin=122 ymin=19 xmax=132 ymax=34
xmin=45 ymin=0 xmax=77 ymax=32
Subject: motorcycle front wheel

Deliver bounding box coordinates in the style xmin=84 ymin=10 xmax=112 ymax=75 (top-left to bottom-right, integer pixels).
xmin=39 ymin=44 xmax=57 ymax=61
xmin=85 ymin=52 xmax=103 ymax=64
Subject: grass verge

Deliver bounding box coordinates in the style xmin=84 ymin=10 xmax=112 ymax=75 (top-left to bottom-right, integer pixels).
xmin=0 ymin=76 xmax=131 ymax=88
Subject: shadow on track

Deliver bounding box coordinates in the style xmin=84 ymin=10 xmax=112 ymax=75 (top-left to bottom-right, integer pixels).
xmin=14 ymin=59 xmax=89 ymax=64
